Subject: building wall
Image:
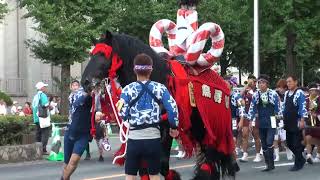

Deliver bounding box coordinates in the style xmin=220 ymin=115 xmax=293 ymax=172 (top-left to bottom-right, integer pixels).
xmin=0 ymin=0 xmax=61 ymax=104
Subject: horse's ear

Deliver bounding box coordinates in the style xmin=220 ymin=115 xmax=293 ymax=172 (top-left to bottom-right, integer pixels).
xmin=91 ymin=36 xmax=97 ymax=45
xmin=105 ymin=30 xmax=112 ymax=40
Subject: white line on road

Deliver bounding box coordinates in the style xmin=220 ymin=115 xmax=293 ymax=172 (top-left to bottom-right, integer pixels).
xmin=83 ymin=164 xmax=195 ymax=180
xmin=253 ymin=162 xmax=294 ymax=169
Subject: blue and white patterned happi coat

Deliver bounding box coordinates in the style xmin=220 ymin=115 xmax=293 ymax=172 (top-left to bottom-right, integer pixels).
xmin=68 ymin=87 xmax=87 ymax=124
xmin=281 ymin=89 xmax=308 ymax=119
xmin=119 ymin=81 xmax=178 ymax=127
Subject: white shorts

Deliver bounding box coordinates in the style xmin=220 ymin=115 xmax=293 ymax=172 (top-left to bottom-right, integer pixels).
xmin=274 ymin=128 xmax=286 ymax=141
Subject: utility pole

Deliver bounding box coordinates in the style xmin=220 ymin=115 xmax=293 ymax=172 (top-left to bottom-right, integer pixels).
xmin=253 ymin=0 xmax=259 ymax=77
xmin=301 ymin=60 xmax=304 ymax=87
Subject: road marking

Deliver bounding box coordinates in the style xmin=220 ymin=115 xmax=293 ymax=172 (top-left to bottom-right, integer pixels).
xmin=83 ymin=164 xmax=194 ymax=180
xmin=253 ymin=162 xmax=294 ymax=169
xmin=84 ymin=174 xmax=126 ymax=180
xmin=84 ymin=153 xmax=290 ymax=179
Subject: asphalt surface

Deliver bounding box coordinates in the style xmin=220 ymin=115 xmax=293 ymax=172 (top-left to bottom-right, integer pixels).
xmin=0 ymin=137 xmax=320 ymax=180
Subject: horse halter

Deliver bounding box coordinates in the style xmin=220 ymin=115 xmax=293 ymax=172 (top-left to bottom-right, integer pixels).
xmin=91 ymin=43 xmax=123 ymax=79
xmin=89 ymin=43 xmax=124 ymax=143
xmin=91 ymin=43 xmax=113 ymax=60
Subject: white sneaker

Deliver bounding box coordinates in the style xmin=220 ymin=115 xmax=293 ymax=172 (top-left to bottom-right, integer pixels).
xmin=253 ymin=153 xmax=262 ymax=162
xmin=176 ymin=151 xmax=185 ymax=158
xmin=240 ymin=152 xmax=249 ymax=162
xmin=306 ymin=154 xmax=314 ymax=164
xmin=286 ymin=148 xmax=293 ymax=161
xmin=235 ymin=147 xmax=240 ymax=156
xmin=274 ymin=148 xmax=280 ymax=162
xmin=314 ymin=157 xmax=320 ymax=163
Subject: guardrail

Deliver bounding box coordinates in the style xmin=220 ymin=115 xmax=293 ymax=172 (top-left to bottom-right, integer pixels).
xmin=0 ymin=78 xmax=26 ymax=96
xmin=0 ymin=78 xmax=60 ymax=96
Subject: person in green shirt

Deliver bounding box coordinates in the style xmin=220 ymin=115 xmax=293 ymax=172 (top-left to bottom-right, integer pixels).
xmin=32 ymin=82 xmax=51 ymax=154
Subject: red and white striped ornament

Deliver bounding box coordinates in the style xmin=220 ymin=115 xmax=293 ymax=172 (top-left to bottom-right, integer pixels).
xmin=149 ymin=8 xmax=225 ymax=68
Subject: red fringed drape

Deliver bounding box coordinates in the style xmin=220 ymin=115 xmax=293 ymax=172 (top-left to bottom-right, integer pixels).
xmin=168 ymin=61 xmax=234 ymax=156
xmin=190 ymin=70 xmax=234 ymax=155
xmin=167 ymin=61 xmax=194 ymax=156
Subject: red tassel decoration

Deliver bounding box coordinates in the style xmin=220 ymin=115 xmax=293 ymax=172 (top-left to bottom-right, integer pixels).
xmin=113 ymin=143 xmax=126 ymax=166
xmin=90 ymin=93 xmax=96 ymax=138
xmin=161 ymin=113 xmax=168 ymax=121
xmin=165 ymin=169 xmax=181 ymax=180
xmin=140 ymin=175 xmax=150 ymax=180
xmin=200 ymin=163 xmax=212 ymax=175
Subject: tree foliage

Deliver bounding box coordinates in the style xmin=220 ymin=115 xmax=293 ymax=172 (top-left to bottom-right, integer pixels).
xmin=260 ymin=0 xmax=320 ymax=84
xmin=21 ymin=0 xmax=320 ymax=110
xmin=197 ymin=0 xmax=253 ymax=76
xmin=0 ymin=2 xmax=8 ymax=20
xmin=20 ymin=0 xmax=102 ymax=66
xmin=20 ymin=0 xmax=108 ymax=114
xmin=19 ymin=0 xmax=179 ymax=114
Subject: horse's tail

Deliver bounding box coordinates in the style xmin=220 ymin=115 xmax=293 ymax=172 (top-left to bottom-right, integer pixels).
xmin=165 ymin=169 xmax=182 ymax=180
xmin=140 ymin=169 xmax=181 ymax=180
xmin=192 ymin=147 xmax=236 ymax=180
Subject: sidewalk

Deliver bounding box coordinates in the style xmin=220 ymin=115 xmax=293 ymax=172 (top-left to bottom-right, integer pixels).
xmin=0 ymin=134 xmax=122 ymax=168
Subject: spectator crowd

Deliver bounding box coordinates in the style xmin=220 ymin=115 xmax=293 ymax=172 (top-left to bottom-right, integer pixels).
xmin=226 ymin=74 xmax=320 ymax=172
xmin=0 ymin=96 xmax=61 ymax=117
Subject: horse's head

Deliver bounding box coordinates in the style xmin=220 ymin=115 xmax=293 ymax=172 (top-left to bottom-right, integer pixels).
xmin=82 ymin=30 xmax=171 ymax=92
xmin=81 ymin=31 xmax=114 ymax=92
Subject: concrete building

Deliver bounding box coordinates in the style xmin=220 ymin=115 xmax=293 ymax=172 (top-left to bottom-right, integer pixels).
xmin=0 ymin=0 xmax=83 ymax=103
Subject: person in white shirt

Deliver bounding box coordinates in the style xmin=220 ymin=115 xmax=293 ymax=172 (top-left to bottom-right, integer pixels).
xmin=0 ymin=99 xmax=7 ymax=115
xmin=49 ymin=96 xmax=59 ymax=115
xmin=17 ymin=106 xmax=25 ymax=116
xmin=10 ymin=101 xmax=18 ymax=115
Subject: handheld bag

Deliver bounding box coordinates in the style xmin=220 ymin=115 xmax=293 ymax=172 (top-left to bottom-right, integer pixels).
xmin=38 ymin=93 xmax=51 ymax=128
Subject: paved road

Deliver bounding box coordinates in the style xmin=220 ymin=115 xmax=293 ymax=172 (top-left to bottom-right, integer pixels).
xmin=0 ymin=137 xmax=320 ymax=180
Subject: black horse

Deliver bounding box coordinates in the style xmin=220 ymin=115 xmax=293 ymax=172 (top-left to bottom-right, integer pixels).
xmin=81 ymin=31 xmax=236 ymax=180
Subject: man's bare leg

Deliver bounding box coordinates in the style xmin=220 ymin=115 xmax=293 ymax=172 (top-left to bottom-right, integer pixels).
xmin=63 ymin=154 xmax=81 ymax=180
xmin=60 ymin=163 xmax=67 ymax=179
xmin=316 ymin=145 xmax=320 ymax=162
xmin=240 ymin=127 xmax=249 ymax=162
xmin=125 ymin=175 xmax=136 ymax=180
xmin=273 ymin=139 xmax=280 ymax=161
xmin=62 ymin=163 xmax=67 ymax=171
xmin=305 ymin=135 xmax=313 ymax=155
xmin=251 ymin=126 xmax=262 ymax=162
xmin=252 ymin=126 xmax=262 ymax=153
xmin=310 ymin=137 xmax=320 ymax=145
xmin=149 ymin=175 xmax=160 ymax=180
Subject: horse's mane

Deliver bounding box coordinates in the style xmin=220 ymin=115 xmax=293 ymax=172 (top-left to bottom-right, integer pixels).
xmin=111 ymin=33 xmax=170 ymax=87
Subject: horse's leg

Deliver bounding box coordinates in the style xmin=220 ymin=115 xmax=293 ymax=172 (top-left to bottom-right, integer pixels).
xmin=160 ymin=120 xmax=172 ymax=176
xmin=189 ymin=108 xmax=213 ymax=180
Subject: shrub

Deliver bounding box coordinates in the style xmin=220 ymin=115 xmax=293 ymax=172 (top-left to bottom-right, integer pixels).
xmin=0 ymin=91 xmax=13 ymax=106
xmin=0 ymin=116 xmax=31 ymax=145
xmin=0 ymin=115 xmax=68 ymax=146
xmin=51 ymin=115 xmax=69 ymax=123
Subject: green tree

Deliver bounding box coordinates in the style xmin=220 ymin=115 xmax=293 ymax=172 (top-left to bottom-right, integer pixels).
xmin=0 ymin=2 xmax=8 ymax=20
xmin=260 ymin=0 xmax=320 ymax=84
xmin=90 ymin=0 xmax=177 ymax=43
xmin=20 ymin=0 xmax=103 ymax=115
xmin=19 ymin=0 xmax=177 ymax=114
xmin=198 ymin=0 xmax=253 ymax=76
